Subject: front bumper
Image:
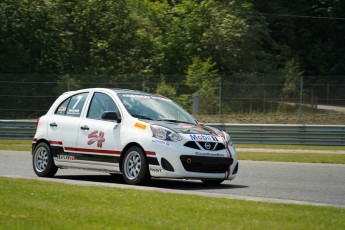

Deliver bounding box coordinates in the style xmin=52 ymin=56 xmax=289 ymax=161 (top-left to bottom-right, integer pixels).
xmin=146 ymin=138 xmax=238 ymax=180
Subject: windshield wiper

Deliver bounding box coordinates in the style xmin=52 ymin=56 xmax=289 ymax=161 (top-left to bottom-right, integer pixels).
xmin=131 ymin=114 xmax=154 ymax=120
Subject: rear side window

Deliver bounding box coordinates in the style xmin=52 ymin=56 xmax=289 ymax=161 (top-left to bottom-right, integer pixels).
xmin=55 ymin=98 xmax=70 ymax=115
xmin=55 ymin=93 xmax=88 ymax=117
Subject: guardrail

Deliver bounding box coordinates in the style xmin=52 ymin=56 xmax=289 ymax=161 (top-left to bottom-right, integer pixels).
xmin=0 ymin=120 xmax=344 ymax=146
xmin=209 ymin=124 xmax=345 ymax=146
xmin=0 ymin=120 xmax=37 ymax=140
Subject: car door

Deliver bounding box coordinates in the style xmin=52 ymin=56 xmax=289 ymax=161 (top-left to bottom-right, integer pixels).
xmin=75 ymin=91 xmax=122 ymax=171
xmin=48 ymin=92 xmax=89 ymax=154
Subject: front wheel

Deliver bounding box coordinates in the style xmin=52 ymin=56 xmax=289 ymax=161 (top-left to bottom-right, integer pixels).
xmin=33 ymin=143 xmax=58 ymax=177
xmin=122 ymin=146 xmax=150 ymax=185
xmin=201 ymin=179 xmax=224 ymax=185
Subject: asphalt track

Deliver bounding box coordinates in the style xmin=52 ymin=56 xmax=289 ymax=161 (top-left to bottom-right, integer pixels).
xmin=1 ymin=150 xmax=345 ymax=208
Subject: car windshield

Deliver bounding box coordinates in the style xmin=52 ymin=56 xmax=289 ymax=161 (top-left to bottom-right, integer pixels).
xmin=118 ymin=93 xmax=197 ymax=124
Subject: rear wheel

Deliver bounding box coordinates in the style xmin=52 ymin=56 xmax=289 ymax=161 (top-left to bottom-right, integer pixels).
xmin=122 ymin=146 xmax=150 ymax=185
xmin=33 ymin=143 xmax=58 ymax=177
xmin=201 ymin=179 xmax=224 ymax=185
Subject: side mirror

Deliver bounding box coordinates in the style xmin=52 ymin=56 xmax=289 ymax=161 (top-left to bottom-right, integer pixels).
xmin=102 ymin=111 xmax=121 ymax=123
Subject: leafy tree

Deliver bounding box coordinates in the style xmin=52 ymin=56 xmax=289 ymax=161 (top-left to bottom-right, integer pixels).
xmin=0 ymin=0 xmax=54 ymax=73
xmin=250 ymin=0 xmax=345 ymax=79
xmin=141 ymin=0 xmax=276 ymax=83
xmin=282 ymin=59 xmax=303 ymax=98
xmin=184 ymin=57 xmax=220 ymax=114
xmin=156 ymin=80 xmax=177 ymax=99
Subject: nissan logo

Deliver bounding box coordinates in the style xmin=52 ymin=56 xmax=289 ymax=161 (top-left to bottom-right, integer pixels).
xmin=204 ymin=142 xmax=211 ymax=150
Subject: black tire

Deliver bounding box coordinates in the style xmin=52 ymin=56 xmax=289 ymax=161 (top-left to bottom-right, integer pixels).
xmin=122 ymin=146 xmax=150 ymax=185
xmin=32 ymin=142 xmax=58 ymax=177
xmin=201 ymin=179 xmax=224 ymax=185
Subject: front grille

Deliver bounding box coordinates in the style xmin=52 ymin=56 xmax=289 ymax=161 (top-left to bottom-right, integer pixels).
xmin=184 ymin=141 xmax=200 ymax=150
xmin=214 ymin=143 xmax=226 ymax=150
xmin=180 ymin=155 xmax=233 ymax=173
xmin=184 ymin=141 xmax=226 ymax=151
xmin=198 ymin=142 xmax=216 ymax=150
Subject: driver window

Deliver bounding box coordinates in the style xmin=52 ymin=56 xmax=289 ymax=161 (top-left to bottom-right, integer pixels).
xmin=87 ymin=93 xmax=119 ymax=120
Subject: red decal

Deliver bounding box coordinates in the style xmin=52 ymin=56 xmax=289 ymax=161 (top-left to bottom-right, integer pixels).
xmin=225 ymin=144 xmax=232 ymax=158
xmin=146 ymin=151 xmax=156 ymax=156
xmin=49 ymin=140 xmax=63 ymax=145
xmin=65 ymin=147 xmax=120 ymax=155
xmin=87 ymin=130 xmax=105 ymax=148
xmin=226 ymin=167 xmax=231 ymax=179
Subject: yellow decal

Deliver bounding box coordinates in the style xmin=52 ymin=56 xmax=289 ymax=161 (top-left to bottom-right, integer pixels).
xmin=134 ymin=122 xmax=147 ymax=130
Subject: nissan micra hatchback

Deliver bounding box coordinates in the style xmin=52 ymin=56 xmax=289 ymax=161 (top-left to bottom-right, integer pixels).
xmin=32 ymin=88 xmax=238 ymax=185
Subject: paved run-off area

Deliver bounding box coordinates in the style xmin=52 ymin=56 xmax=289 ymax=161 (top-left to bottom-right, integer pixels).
xmin=1 ymin=150 xmax=345 ymax=208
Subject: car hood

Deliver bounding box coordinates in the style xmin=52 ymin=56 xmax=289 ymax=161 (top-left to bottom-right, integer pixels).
xmin=144 ymin=120 xmax=217 ymax=135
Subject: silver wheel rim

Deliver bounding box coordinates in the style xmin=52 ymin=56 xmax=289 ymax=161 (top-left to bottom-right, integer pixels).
xmin=124 ymin=151 xmax=142 ymax=180
xmin=34 ymin=147 xmax=48 ymax=172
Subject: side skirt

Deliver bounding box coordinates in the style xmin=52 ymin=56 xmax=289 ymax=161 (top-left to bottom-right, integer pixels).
xmin=54 ymin=158 xmax=120 ymax=173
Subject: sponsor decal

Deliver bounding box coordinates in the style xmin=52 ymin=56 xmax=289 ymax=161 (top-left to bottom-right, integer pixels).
xmin=57 ymin=155 xmax=76 ymax=160
xmin=134 ymin=122 xmax=147 ymax=130
xmin=66 ymin=109 xmax=80 ymax=115
xmin=195 ymin=152 xmax=225 ymax=157
xmin=57 ymin=106 xmax=66 ymax=113
xmin=122 ymin=94 xmax=170 ymax=101
xmin=152 ymin=139 xmax=169 ymax=146
xmin=87 ymin=130 xmax=105 ymax=148
xmin=123 ymin=94 xmax=151 ymax=99
xmin=189 ymin=134 xmax=218 ymax=142
xmin=150 ymin=168 xmax=162 ymax=173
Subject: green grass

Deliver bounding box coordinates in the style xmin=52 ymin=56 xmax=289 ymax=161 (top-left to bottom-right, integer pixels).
xmin=2 ymin=140 xmax=345 ymax=152
xmin=1 ymin=140 xmax=345 ymax=164
xmin=0 ymin=177 xmax=344 ymax=230
xmin=196 ymin=112 xmax=345 ymax=125
xmin=0 ymin=139 xmax=31 ymax=151
xmin=238 ymin=152 xmax=345 ymax=164
xmin=236 ymin=144 xmax=345 ymax=164
xmin=236 ymin=144 xmax=345 ymax=151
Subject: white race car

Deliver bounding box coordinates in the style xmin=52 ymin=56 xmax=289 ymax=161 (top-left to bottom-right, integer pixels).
xmin=32 ymin=88 xmax=238 ymax=185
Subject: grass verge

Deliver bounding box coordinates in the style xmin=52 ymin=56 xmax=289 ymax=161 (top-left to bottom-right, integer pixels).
xmin=235 ymin=144 xmax=345 ymax=151
xmin=238 ymin=152 xmax=345 ymax=164
xmin=0 ymin=177 xmax=344 ymax=230
xmin=0 ymin=139 xmax=31 ymax=151
xmin=1 ymin=140 xmax=345 ymax=164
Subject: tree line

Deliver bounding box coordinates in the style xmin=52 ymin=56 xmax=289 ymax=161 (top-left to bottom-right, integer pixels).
xmin=1 ymin=0 xmax=344 ymax=118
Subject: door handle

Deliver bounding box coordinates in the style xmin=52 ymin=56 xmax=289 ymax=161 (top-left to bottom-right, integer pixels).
xmin=49 ymin=122 xmax=57 ymax=127
xmin=80 ymin=125 xmax=89 ymax=130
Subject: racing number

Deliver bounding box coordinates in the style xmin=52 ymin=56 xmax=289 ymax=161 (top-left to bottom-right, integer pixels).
xmin=72 ymin=95 xmax=83 ymax=109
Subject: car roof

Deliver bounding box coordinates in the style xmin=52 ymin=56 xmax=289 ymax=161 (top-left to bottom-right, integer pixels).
xmin=62 ymin=88 xmax=153 ymax=95
xmin=112 ymin=88 xmax=153 ymax=95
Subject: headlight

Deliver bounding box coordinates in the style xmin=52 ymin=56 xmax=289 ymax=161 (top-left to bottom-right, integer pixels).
xmin=151 ymin=125 xmax=182 ymax=142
